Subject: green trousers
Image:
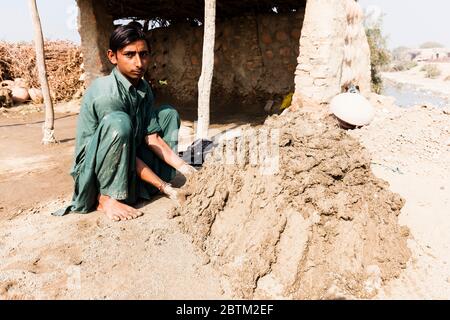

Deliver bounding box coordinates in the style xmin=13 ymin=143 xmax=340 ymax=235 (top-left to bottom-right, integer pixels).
xmin=53 ymin=105 xmax=180 ymax=216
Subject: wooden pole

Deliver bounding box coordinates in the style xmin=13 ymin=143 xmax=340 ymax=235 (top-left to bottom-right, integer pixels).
xmin=29 ymin=0 xmax=56 ymax=144
xmin=196 ymin=0 xmax=216 ymax=140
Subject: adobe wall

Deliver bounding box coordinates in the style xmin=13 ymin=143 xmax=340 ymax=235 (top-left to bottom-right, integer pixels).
xmin=147 ymin=11 xmax=305 ymax=116
xmin=77 ymin=0 xmax=114 ymax=85
xmin=292 ymin=0 xmax=371 ymax=108
xmin=76 ymin=0 xmax=371 ymax=114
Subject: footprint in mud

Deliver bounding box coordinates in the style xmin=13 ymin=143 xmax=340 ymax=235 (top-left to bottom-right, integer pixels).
xmin=24 ymin=244 xmax=83 ymax=275
xmin=75 ymin=216 xmax=104 ymax=235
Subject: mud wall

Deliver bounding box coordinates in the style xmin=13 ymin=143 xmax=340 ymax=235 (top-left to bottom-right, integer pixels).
xmin=77 ymin=0 xmax=114 ymax=85
xmin=147 ymin=11 xmax=305 ymax=116
xmin=292 ymin=0 xmax=371 ymax=108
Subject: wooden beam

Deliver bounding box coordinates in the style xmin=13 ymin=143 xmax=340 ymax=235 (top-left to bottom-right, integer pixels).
xmin=196 ymin=0 xmax=216 ymax=140
xmin=28 ymin=0 xmax=56 ymax=144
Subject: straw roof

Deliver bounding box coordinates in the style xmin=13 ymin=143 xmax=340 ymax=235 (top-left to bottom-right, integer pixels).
xmin=105 ymin=0 xmax=306 ymax=22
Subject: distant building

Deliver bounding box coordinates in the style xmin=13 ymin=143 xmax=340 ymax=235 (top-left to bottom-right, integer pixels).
xmin=408 ymin=48 xmax=450 ymax=62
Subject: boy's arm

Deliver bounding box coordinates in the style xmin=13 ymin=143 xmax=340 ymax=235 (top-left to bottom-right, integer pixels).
xmin=145 ymin=133 xmax=185 ymax=170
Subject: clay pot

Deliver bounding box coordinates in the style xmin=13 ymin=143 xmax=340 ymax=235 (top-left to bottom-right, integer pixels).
xmin=14 ymin=78 xmax=29 ymax=89
xmin=11 ymin=86 xmax=30 ymax=103
xmin=0 ymin=87 xmax=14 ymax=108
xmin=29 ymin=88 xmax=44 ymax=104
xmin=330 ymin=92 xmax=375 ymax=127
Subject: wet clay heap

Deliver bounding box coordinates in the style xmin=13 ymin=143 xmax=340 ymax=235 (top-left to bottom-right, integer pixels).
xmin=171 ymin=110 xmax=411 ymax=299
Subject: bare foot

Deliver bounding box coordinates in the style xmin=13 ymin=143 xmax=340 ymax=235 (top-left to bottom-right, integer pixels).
xmin=96 ymin=194 xmax=143 ymax=222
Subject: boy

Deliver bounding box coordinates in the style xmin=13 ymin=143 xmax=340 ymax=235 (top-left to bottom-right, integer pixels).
xmin=55 ymin=24 xmax=196 ymax=221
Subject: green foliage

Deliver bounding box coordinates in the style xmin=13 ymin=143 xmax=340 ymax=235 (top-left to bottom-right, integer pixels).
xmin=420 ymin=41 xmax=444 ymax=49
xmin=421 ymin=64 xmax=441 ymax=78
xmin=365 ymin=18 xmax=391 ymax=93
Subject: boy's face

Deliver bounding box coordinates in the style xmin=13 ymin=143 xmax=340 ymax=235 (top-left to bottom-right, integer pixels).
xmin=107 ymin=39 xmax=150 ymax=85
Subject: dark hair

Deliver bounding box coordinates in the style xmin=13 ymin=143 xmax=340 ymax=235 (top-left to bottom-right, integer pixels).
xmin=109 ymin=23 xmax=150 ymax=52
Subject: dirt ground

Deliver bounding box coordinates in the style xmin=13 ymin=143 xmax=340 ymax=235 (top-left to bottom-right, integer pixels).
xmin=350 ymin=97 xmax=450 ymax=299
xmin=0 ymin=97 xmax=449 ymax=299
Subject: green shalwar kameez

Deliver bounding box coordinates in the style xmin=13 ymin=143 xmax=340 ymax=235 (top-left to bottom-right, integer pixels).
xmin=53 ymin=67 xmax=180 ymax=216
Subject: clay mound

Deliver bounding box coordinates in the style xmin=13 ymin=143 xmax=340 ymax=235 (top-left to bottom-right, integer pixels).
xmin=172 ymin=110 xmax=411 ymax=299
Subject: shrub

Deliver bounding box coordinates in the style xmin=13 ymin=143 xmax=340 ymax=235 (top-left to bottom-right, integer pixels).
xmin=421 ymin=64 xmax=441 ymax=78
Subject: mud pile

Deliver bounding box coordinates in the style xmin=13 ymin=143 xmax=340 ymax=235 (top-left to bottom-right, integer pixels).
xmin=172 ymin=110 xmax=411 ymax=299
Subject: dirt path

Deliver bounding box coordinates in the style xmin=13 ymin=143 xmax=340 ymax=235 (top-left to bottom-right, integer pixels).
xmin=0 ymin=109 xmax=75 ymax=221
xmin=0 ymin=103 xmax=226 ymax=299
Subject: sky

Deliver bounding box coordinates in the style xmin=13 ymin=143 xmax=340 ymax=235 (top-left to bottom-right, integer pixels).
xmin=0 ymin=0 xmax=80 ymax=43
xmin=0 ymin=0 xmax=449 ymax=49
xmin=359 ymin=0 xmax=450 ymax=49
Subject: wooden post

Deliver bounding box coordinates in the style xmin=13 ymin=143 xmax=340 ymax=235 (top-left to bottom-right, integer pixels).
xmin=29 ymin=0 xmax=56 ymax=144
xmin=196 ymin=0 xmax=216 ymax=140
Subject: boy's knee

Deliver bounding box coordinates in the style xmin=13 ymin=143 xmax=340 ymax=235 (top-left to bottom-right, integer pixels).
xmin=101 ymin=111 xmax=132 ymax=140
xmin=158 ymin=105 xmax=180 ymax=125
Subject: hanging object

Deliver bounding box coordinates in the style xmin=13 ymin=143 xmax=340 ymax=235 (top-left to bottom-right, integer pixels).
xmin=330 ymin=91 xmax=375 ymax=129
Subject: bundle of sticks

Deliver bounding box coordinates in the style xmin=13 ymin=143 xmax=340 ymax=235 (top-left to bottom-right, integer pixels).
xmin=0 ymin=40 xmax=83 ymax=102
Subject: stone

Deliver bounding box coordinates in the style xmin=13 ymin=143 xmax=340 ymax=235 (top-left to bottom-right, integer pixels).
xmin=261 ymin=33 xmax=272 ymax=45
xmin=291 ymin=28 xmax=301 ymax=39
xmin=265 ymin=50 xmax=274 ymax=60
xmin=279 ymin=47 xmax=292 ymax=57
xmin=191 ymin=56 xmax=200 ymax=66
xmin=193 ymin=42 xmax=201 ymax=53
xmin=276 ymin=31 xmax=288 ymax=42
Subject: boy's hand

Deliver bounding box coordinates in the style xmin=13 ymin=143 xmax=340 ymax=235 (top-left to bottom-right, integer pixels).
xmin=161 ymin=183 xmax=187 ymax=207
xmin=177 ymin=163 xmax=198 ymax=177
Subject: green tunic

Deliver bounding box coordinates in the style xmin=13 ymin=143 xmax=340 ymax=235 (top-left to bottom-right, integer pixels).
xmin=53 ymin=67 xmax=180 ymax=216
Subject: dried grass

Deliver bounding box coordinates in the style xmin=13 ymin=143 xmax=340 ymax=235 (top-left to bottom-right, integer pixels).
xmin=0 ymin=40 xmax=83 ymax=102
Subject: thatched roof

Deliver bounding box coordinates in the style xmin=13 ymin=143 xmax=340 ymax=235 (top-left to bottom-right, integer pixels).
xmin=105 ymin=0 xmax=306 ymax=22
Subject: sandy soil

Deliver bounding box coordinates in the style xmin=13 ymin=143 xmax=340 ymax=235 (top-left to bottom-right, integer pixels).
xmin=0 ymin=97 xmax=449 ymax=299
xmin=350 ymin=98 xmax=450 ymax=299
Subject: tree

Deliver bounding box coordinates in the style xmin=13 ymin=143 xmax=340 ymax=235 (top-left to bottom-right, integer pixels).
xmin=391 ymin=46 xmax=410 ymax=61
xmin=196 ymin=0 xmax=216 ymax=140
xmin=365 ymin=16 xmax=390 ymax=93
xmin=420 ymin=41 xmax=444 ymax=49
xmin=28 ymin=0 xmax=56 ymax=144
